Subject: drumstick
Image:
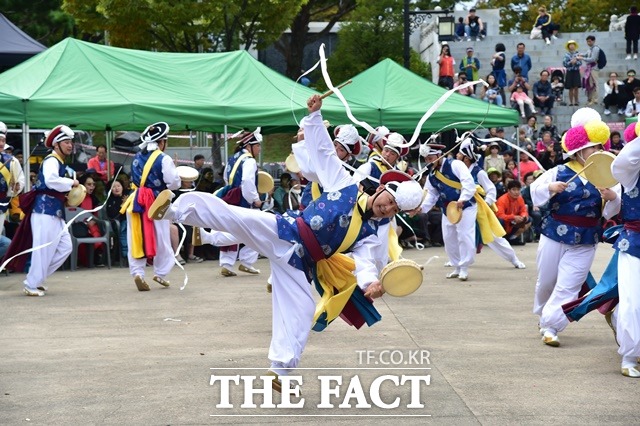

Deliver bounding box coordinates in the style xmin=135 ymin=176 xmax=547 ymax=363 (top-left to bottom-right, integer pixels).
xmin=565 ymin=161 xmax=595 ymax=184
xmin=320 ymin=80 xmax=353 ymax=99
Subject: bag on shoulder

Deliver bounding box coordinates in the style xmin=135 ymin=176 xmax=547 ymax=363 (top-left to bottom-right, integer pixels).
xmin=597 ymin=47 xmax=607 ymax=70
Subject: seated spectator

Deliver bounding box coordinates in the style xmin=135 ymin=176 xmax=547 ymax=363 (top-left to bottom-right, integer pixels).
xmin=496 ymin=179 xmax=532 ymax=242
xmin=539 ymin=143 xmax=563 ymax=169
xmin=532 ymin=6 xmax=559 ymax=45
xmin=536 ymin=131 xmax=556 ymax=155
xmin=481 ymin=74 xmax=503 ymax=106
xmin=193 ymin=154 xmax=205 ymax=173
xmin=116 ymin=171 xmax=132 ymax=196
xmin=507 ymin=66 xmax=531 ymax=96
xmin=533 ymin=70 xmax=555 ymax=115
xmin=106 ymin=179 xmax=128 ymax=261
xmin=538 ymin=115 xmax=560 ymax=142
xmin=609 ymin=131 xmax=625 ymax=155
xmin=0 ymin=234 xmax=10 ymax=259
xmin=487 ymin=167 xmax=506 ymax=198
xmin=624 ymin=86 xmax=640 ymax=117
xmin=621 ymin=70 xmax=640 ymax=106
xmin=453 ymin=72 xmax=474 ymax=96
xmin=74 ymin=175 xmax=107 ymax=267
xmin=506 ymin=160 xmax=519 ymax=181
xmin=87 ymin=144 xmax=115 ymax=183
xmin=517 ymin=152 xmax=540 ymax=182
xmin=511 ymin=84 xmax=537 ymax=118
xmin=551 ymin=74 xmax=564 ymax=103
xmin=524 ymin=115 xmax=538 ymax=140
xmin=484 ymin=141 xmax=506 ymax=174
xmin=454 ymin=17 xmax=465 ymax=42
xmin=272 ymin=172 xmax=292 ymax=214
xmin=464 ymin=8 xmax=485 ymax=41
xmin=512 ymin=125 xmax=532 ymax=148
xmin=603 ymin=72 xmax=627 ymax=116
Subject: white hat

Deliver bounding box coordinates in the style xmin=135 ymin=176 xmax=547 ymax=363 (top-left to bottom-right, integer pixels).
xmin=419 ymin=143 xmax=446 ymax=157
xmin=334 ymin=124 xmax=363 ymax=155
xmin=459 ymin=138 xmax=478 ymax=162
xmin=44 ymin=125 xmax=74 ymax=148
xmin=380 ymin=170 xmax=424 ymax=212
xmin=140 ymin=121 xmax=169 ymax=151
xmin=0 ymin=121 xmax=6 ymax=135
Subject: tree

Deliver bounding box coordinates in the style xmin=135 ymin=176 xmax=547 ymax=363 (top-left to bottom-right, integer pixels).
xmin=1 ymin=0 xmax=80 ymax=46
xmin=321 ymin=0 xmax=431 ymax=87
xmin=476 ymin=0 xmax=633 ymax=34
xmin=62 ymin=0 xmax=304 ymax=52
xmin=272 ymin=0 xmax=357 ymax=80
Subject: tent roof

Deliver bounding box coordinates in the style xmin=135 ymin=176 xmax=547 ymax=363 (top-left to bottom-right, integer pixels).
xmin=0 ymin=13 xmax=46 ymax=67
xmin=0 ymin=38 xmax=361 ymax=132
xmin=335 ymin=58 xmax=519 ymax=133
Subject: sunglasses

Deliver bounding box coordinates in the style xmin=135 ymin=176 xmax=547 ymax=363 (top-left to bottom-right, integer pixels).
xmin=629 ymin=74 xmax=636 ymax=77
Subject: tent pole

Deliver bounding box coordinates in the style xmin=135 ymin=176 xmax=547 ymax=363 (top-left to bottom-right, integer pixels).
xmin=223 ymin=125 xmax=228 ymax=163
xmin=22 ymin=123 xmax=30 ymax=191
xmin=106 ymin=130 xmax=113 ymax=181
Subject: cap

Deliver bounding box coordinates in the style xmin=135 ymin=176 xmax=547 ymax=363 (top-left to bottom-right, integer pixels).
xmin=466 ymin=47 xmax=474 ymax=52
xmin=44 ymin=125 xmax=74 ymax=148
xmin=237 ymin=128 xmax=263 ymax=146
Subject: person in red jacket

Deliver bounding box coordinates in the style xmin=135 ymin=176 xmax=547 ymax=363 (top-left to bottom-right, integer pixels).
xmin=87 ymin=144 xmax=115 ymax=183
xmin=496 ymin=179 xmax=532 ymax=240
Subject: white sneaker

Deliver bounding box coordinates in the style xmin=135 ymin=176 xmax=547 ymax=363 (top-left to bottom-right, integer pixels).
xmin=604 ymin=109 xmax=611 ymax=115
xmin=23 ymin=287 xmax=45 ymax=297
xmin=542 ymin=330 xmax=559 ymax=347
xmin=545 ymin=39 xmax=551 ymax=45
xmin=621 ymin=366 xmax=640 ymax=378
xmin=552 ymin=35 xmax=558 ymax=40
xmin=513 ymin=261 xmax=526 ymax=269
xmin=444 ymin=261 xmax=453 ymax=267
xmin=626 ymin=55 xmax=632 ymax=60
xmin=446 ymin=269 xmax=460 ymax=279
xmin=458 ymin=271 xmax=468 ymax=281
xmin=635 ymin=54 xmax=639 ymax=60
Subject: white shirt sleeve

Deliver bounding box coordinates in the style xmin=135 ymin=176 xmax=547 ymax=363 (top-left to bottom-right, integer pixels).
xmin=240 ymin=157 xmax=260 ymax=204
xmin=303 ymin=110 xmax=353 ymax=192
xmin=351 ymin=234 xmax=381 ymax=290
xmin=161 ymin=154 xmax=181 ymax=191
xmin=354 ymin=162 xmax=373 ymax=182
xmin=43 ymin=157 xmax=74 ymax=192
xmin=530 ymin=167 xmax=558 ymax=206
xmin=421 ymin=176 xmax=440 ymax=213
xmin=451 ymin=159 xmax=476 ymax=202
xmin=602 ymin=183 xmax=622 ymax=219
xmin=612 ymin=139 xmax=640 ymax=191
xmin=477 ymin=169 xmax=497 ymax=205
xmin=291 ymin=140 xmax=320 ymax=183
xmin=8 ymin=157 xmax=25 ymax=195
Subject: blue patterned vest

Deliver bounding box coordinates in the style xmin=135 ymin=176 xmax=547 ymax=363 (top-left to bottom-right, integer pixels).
xmin=300 ymin=183 xmax=313 ymax=209
xmin=469 ymin=163 xmax=481 ymax=183
xmin=614 ymin=177 xmax=640 ymax=259
xmin=0 ymin=153 xmax=13 ymax=213
xmin=131 ymin=150 xmax=167 ymax=197
xmin=276 ymin=184 xmax=378 ymax=273
xmin=33 ymin=154 xmax=68 ymax=218
xmin=225 ymin=150 xmax=257 ymax=208
xmin=428 ymin=159 xmax=475 ymax=213
xmin=540 ymin=164 xmax=602 ymax=245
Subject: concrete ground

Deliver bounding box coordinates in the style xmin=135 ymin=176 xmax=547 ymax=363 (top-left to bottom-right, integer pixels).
xmin=1 ymin=242 xmax=638 ymax=425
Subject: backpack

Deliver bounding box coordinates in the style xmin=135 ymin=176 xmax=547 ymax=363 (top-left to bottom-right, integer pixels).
xmin=597 ymin=47 xmax=607 ymax=70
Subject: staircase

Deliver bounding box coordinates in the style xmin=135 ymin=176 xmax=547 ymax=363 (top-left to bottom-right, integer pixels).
xmin=445 ymin=31 xmax=637 ymax=134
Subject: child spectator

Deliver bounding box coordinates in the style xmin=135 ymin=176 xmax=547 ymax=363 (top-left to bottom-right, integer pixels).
xmin=496 ymin=179 xmax=532 ymax=241
xmin=511 ymin=84 xmax=537 ymax=117
xmin=551 ymin=74 xmax=564 ymax=103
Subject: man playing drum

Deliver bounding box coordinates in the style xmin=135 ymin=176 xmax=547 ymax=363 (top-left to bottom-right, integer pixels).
xmin=146 ymin=95 xmax=424 ymax=390
xmin=121 ymin=122 xmax=180 ymax=291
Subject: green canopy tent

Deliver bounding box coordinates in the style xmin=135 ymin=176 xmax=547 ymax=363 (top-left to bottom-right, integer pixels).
xmin=0 ymin=37 xmax=365 ymax=133
xmin=333 ymin=58 xmax=519 ymax=134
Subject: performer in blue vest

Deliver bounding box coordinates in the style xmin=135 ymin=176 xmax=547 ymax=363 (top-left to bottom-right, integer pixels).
xmin=609 ymin=132 xmax=640 ymax=377
xmin=530 ymin=109 xmax=618 ymax=347
xmin=14 ymin=125 xmax=79 ymax=296
xmin=122 ymin=122 xmax=180 ymax=291
xmin=0 ymin=123 xmax=25 ymax=236
xmin=420 ymin=142 xmax=477 ymax=281
xmin=456 ymin=138 xmax=526 ymax=269
xmin=216 ymin=130 xmax=262 ymax=277
xmin=147 ymin=95 xmax=424 ymax=390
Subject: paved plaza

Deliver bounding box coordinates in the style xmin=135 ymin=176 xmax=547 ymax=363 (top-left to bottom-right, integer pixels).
xmin=1 ymin=242 xmax=638 ymax=424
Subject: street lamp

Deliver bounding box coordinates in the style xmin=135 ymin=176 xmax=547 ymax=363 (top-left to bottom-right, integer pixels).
xmin=403 ymin=0 xmax=453 ymax=69
xmin=438 ymin=16 xmax=456 ymax=42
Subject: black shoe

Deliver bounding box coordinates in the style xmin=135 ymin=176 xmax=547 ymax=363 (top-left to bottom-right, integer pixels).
xmin=95 ymin=251 xmax=105 ymax=267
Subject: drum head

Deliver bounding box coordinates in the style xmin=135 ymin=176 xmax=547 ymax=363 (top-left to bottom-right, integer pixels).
xmin=176 ymin=165 xmax=199 ymax=182
xmin=380 ymin=259 xmax=423 ymax=297
xmin=285 ymin=153 xmax=301 ymax=173
xmin=584 ymin=151 xmax=618 ymax=188
xmin=67 ymin=184 xmax=87 ymax=207
xmin=446 ymin=202 xmax=462 ymax=224
xmin=257 ymin=171 xmax=275 ymax=193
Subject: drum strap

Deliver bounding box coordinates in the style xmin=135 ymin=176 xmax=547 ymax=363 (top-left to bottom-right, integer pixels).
xmin=435 ymin=171 xmax=505 ymax=243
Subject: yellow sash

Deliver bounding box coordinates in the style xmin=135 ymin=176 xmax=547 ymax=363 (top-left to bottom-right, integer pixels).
xmin=213 ymin=152 xmax=251 ymax=197
xmin=565 ymin=160 xmax=584 ymax=176
xmin=120 ymin=150 xmax=163 ymax=258
xmin=434 ymin=171 xmax=505 ymax=243
xmin=0 ymin=160 xmax=11 ymax=186
xmin=313 ymin=193 xmax=369 ymax=326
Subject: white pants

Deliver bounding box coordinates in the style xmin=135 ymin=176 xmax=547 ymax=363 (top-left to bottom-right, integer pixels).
xmin=219 ymin=245 xmax=259 ymax=270
xmin=533 ymin=235 xmax=596 ymax=332
xmin=201 ymin=229 xmax=239 ymax=246
xmin=486 ymin=236 xmax=521 ymax=265
xmin=166 ymin=192 xmax=314 ymax=374
xmin=24 ymin=213 xmax=72 ymax=290
xmin=616 ymin=252 xmax=640 ymax=362
xmin=126 ymin=213 xmax=174 ymax=279
xmin=442 ymin=204 xmax=477 ymax=271
xmin=0 ymin=212 xmax=5 ymax=236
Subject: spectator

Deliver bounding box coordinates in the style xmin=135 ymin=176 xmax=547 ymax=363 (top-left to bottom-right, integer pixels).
xmin=484 ymin=141 xmax=506 ymax=174
xmin=506 ymin=159 xmax=519 ymax=181
xmin=463 ymin=8 xmax=485 ymax=41
xmin=459 ymin=47 xmax=480 ymax=84
xmin=487 ymin=167 xmax=506 ymax=198
xmin=538 ymin=115 xmax=560 ymax=142
xmin=511 ymin=84 xmax=537 ymax=118
xmin=603 ymin=71 xmax=627 ymax=115
xmin=454 ymin=17 xmax=465 ymax=42
xmin=520 ymin=171 xmax=543 ymax=241
xmin=551 ymin=73 xmax=564 ymax=103
xmin=624 ymin=86 xmax=640 ymax=117
xmin=539 ymin=145 xmax=563 ymax=171
xmin=193 ymin=154 xmax=205 ymax=173
xmin=453 ymin=72 xmax=474 ymax=96
xmin=75 ymin=175 xmax=107 ymax=267
xmin=480 ymin=74 xmax=503 ymax=106
xmin=496 ymin=179 xmax=532 ymax=241
xmin=272 ymin=172 xmax=293 ymax=214
xmin=495 ymin=127 xmax=507 ymax=144
xmin=116 ymin=171 xmax=132 ymax=196
xmin=195 ymin=167 xmax=220 ymax=193
xmin=507 ymin=66 xmax=531 ymax=95
xmin=521 ymin=115 xmax=538 ymax=141
xmin=511 ymin=126 xmax=531 ymax=149
xmin=625 ymin=6 xmax=640 ymax=60
xmin=491 ymin=43 xmax=507 ymax=88
xmin=517 ymin=151 xmax=540 ymax=182
xmin=502 ymin=151 xmax=515 ymax=167
xmin=532 ymin=6 xmax=559 ymax=45
xmin=511 ymin=43 xmax=532 ymax=80
xmin=536 ymin=131 xmax=556 ymax=155
xmin=608 ymin=131 xmax=625 ymax=155
xmin=106 ymin=179 xmax=128 ymax=261
xmin=437 ymin=44 xmax=456 ymax=89
xmin=533 ymin=70 xmax=555 ymax=115
xmin=580 ymin=35 xmax=601 ymax=106
xmin=622 ymin=69 xmax=640 ymax=106
xmin=563 ymin=40 xmax=582 ymax=106
xmin=86 ymin=144 xmax=115 ymax=183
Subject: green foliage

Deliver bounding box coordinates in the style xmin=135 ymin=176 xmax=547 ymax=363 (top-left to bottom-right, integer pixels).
xmin=1 ymin=0 xmax=76 ymax=46
xmin=476 ymin=0 xmax=635 ymax=34
xmin=321 ymin=0 xmax=430 ymax=87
